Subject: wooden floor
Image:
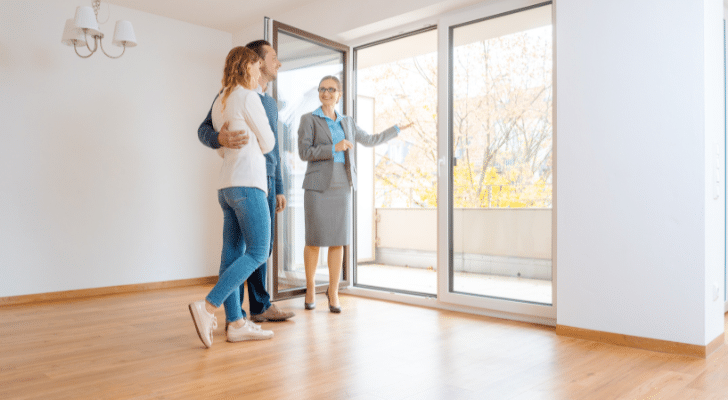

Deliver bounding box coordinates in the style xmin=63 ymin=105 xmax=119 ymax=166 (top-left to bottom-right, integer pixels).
xmin=1 ymin=285 xmax=728 ymax=400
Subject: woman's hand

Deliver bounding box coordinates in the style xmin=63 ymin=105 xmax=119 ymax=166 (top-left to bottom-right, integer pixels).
xmin=334 ymin=139 xmax=354 ymax=152
xmin=398 ymin=122 xmax=414 ymax=130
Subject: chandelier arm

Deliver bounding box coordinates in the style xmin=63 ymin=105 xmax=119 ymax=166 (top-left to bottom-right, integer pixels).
xmin=99 ymin=40 xmax=126 ymax=59
xmin=83 ymin=30 xmax=98 ymax=54
xmin=73 ymin=42 xmax=94 ymax=58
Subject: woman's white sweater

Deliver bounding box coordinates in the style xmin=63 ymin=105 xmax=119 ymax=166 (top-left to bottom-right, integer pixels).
xmin=211 ymin=86 xmax=276 ymax=194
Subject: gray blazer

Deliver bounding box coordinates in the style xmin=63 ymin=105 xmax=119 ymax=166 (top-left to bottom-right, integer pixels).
xmin=298 ymin=111 xmax=399 ymax=192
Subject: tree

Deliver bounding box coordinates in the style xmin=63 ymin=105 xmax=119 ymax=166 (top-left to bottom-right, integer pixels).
xmin=358 ymin=25 xmax=553 ymax=209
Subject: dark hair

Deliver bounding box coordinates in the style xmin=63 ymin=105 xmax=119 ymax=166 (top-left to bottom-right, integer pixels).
xmin=319 ymin=75 xmax=342 ymax=92
xmin=245 ymin=40 xmax=272 ymax=59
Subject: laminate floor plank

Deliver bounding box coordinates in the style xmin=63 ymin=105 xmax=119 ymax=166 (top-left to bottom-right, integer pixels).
xmin=1 ymin=285 xmax=727 ymax=399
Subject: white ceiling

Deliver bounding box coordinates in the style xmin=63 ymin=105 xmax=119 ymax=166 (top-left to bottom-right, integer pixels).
xmin=105 ymin=0 xmax=728 ymax=38
xmin=105 ymin=0 xmax=318 ymax=33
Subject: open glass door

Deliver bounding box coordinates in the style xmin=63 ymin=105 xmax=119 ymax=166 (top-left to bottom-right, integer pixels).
xmin=268 ymin=20 xmax=350 ymax=301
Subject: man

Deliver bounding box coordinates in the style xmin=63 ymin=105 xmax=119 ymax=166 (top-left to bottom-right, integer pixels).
xmin=198 ymin=40 xmax=294 ymax=324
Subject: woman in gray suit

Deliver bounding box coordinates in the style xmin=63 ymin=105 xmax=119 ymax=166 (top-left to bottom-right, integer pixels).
xmin=298 ymin=75 xmax=412 ymax=312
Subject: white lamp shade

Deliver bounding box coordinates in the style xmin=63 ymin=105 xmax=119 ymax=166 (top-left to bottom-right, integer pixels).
xmin=112 ymin=20 xmax=137 ymax=47
xmin=61 ymin=18 xmax=84 ymax=46
xmin=74 ymin=6 xmax=99 ymax=31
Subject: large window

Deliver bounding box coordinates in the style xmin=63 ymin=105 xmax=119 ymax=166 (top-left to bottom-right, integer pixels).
xmin=354 ymin=29 xmax=438 ymax=295
xmin=352 ymin=3 xmax=554 ymax=310
xmin=274 ymin=0 xmax=555 ymax=320
xmin=449 ymin=3 xmax=553 ymax=305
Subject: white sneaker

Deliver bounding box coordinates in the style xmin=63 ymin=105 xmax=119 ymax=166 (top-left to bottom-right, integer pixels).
xmin=227 ymin=318 xmax=274 ymax=342
xmin=226 ymin=319 xmax=262 ymax=332
xmin=189 ymin=300 xmax=217 ymax=348
xmin=248 ymin=320 xmax=263 ymax=331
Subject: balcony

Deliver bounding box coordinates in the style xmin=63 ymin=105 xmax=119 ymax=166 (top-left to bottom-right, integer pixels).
xmin=356 ymin=207 xmax=552 ymax=304
xmin=278 ymin=204 xmax=552 ymax=305
xmin=357 ymin=208 xmax=552 ymax=304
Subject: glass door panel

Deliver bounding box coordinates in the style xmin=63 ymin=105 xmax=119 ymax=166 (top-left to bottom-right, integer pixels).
xmin=354 ymin=28 xmax=438 ymax=296
xmin=271 ymin=21 xmax=349 ymax=300
xmin=449 ymin=3 xmax=554 ymax=305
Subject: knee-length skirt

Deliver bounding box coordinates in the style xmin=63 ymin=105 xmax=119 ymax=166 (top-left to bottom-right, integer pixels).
xmin=304 ymin=163 xmax=352 ymax=247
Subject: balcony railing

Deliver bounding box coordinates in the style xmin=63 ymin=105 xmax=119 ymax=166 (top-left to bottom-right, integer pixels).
xmin=368 ymin=207 xmax=552 ymax=280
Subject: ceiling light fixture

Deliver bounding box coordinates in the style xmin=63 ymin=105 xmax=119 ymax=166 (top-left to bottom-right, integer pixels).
xmin=61 ymin=1 xmax=137 ymax=59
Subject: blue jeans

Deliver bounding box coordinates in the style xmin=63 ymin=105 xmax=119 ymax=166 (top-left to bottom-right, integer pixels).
xmin=206 ymin=187 xmax=271 ymax=323
xmin=227 ymin=176 xmax=277 ymax=318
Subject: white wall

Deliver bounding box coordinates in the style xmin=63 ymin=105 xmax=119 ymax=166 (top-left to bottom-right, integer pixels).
xmin=705 ymin=0 xmax=726 ymax=344
xmin=556 ymin=0 xmax=725 ymax=346
xmin=0 ymin=0 xmax=231 ymax=297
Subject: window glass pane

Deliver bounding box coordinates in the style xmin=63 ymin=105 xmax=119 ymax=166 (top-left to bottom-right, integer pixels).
xmin=451 ymin=4 xmax=553 ymax=304
xmin=355 ymin=29 xmax=438 ymax=295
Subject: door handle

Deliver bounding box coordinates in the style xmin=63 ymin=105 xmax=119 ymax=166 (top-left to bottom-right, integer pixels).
xmin=438 ymin=158 xmax=447 ymax=177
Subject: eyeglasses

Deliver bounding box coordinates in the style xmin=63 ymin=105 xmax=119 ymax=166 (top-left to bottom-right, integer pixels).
xmin=318 ymin=87 xmax=338 ymax=94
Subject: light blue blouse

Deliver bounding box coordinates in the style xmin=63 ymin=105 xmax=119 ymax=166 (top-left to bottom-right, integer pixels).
xmin=313 ymin=107 xmax=346 ymax=163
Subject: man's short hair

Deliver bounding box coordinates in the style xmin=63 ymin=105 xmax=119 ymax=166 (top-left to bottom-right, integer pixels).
xmin=246 ymin=40 xmax=272 ymax=59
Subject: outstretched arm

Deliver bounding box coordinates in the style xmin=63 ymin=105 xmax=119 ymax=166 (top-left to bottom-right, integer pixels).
xmin=352 ymin=118 xmax=408 ymax=147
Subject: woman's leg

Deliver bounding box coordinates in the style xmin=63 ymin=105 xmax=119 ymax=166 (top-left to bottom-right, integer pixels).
xmin=304 ymin=246 xmax=320 ymax=304
xmin=327 ymin=246 xmax=343 ymax=307
xmin=207 ymin=187 xmax=271 ymax=325
xmin=217 ymin=190 xmax=244 ymax=324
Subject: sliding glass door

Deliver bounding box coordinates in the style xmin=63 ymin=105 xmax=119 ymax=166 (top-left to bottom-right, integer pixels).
xmin=438 ymin=1 xmax=554 ymax=317
xmin=353 ymin=28 xmax=438 ymax=296
xmin=269 ymin=0 xmax=555 ymax=320
xmin=350 ymin=0 xmax=555 ymax=319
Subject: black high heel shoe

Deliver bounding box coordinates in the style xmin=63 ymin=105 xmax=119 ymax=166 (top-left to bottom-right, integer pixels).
xmin=304 ymin=289 xmax=316 ymax=310
xmin=326 ymin=288 xmax=341 ymax=313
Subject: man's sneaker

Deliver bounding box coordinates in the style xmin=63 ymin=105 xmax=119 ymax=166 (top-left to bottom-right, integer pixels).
xmin=189 ymin=300 xmax=218 ymax=348
xmin=227 ymin=319 xmax=274 ymax=342
xmin=250 ymin=304 xmax=295 ymax=322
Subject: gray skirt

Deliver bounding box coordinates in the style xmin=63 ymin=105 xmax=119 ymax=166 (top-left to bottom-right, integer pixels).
xmin=304 ymin=163 xmax=352 ymax=247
